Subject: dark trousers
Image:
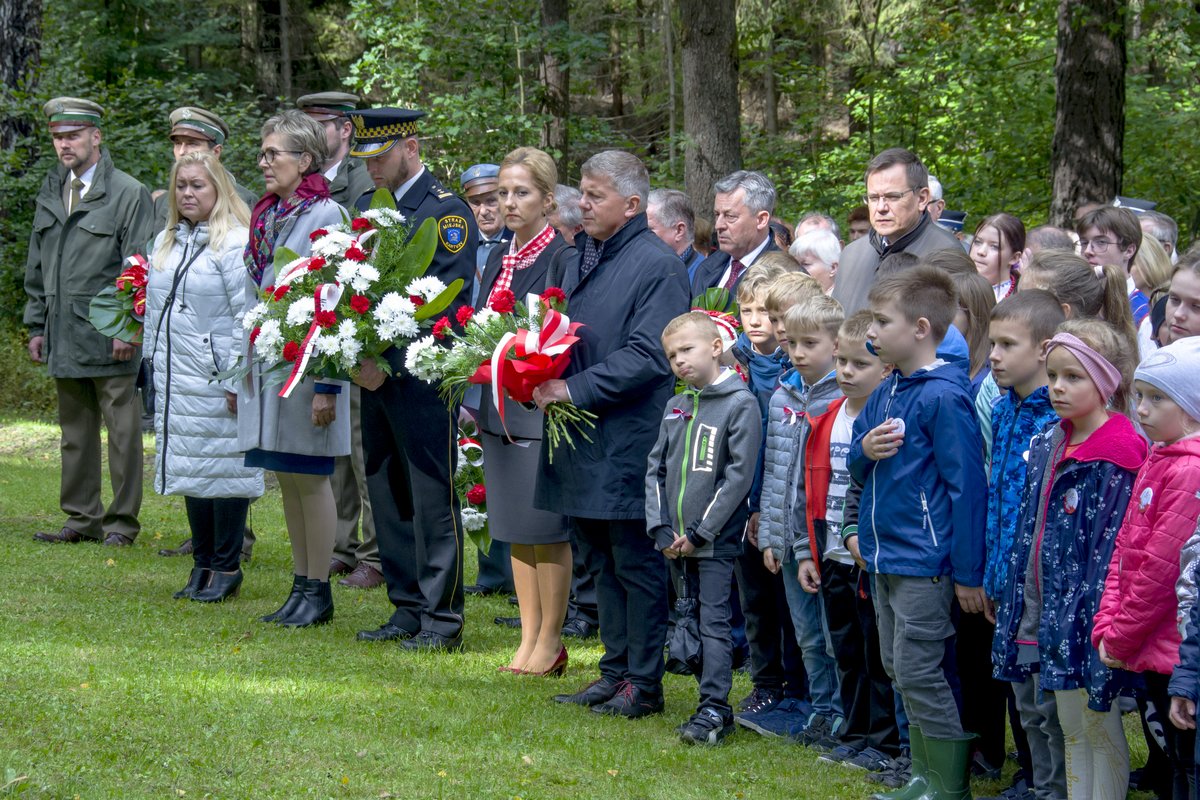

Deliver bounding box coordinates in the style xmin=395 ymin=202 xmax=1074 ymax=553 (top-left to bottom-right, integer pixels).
xmin=1144 ymin=671 xmax=1196 ymax=800
xmin=361 ymin=375 xmax=463 ymax=637
xmin=673 ymin=556 xmax=736 ymax=716
xmin=568 ymin=535 xmax=599 ymax=626
xmin=956 ymin=609 xmax=1031 ymax=773
xmin=184 ymin=496 xmax=249 ymax=572
xmin=575 ymin=517 xmax=668 ymax=693
xmin=823 ymin=560 xmax=900 ymax=755
xmin=475 ymin=540 xmax=513 ymax=591
xmin=734 ymin=542 xmax=805 ymax=697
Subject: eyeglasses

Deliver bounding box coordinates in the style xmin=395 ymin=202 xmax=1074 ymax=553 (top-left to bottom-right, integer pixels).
xmin=1078 ymin=237 xmax=1118 ymax=253
xmin=863 ymin=188 xmax=917 ymax=206
xmin=256 ymin=149 xmax=303 ymax=165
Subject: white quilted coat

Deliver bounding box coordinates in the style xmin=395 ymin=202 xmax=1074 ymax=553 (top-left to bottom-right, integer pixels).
xmin=144 ymin=221 xmax=264 ymax=499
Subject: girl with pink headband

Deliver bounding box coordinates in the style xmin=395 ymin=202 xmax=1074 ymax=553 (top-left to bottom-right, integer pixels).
xmin=992 ymin=317 xmax=1147 ymax=800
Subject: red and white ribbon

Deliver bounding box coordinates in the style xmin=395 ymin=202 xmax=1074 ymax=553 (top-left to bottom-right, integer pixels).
xmin=279 ymin=282 xmax=344 ymax=398
xmin=487 ymin=301 xmax=578 ymax=433
xmin=690 ymin=308 xmax=740 ymax=352
xmin=782 ymin=405 xmax=800 ymax=425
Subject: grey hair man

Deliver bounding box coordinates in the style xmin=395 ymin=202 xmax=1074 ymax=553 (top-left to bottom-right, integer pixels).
xmin=1140 ymin=210 xmax=1179 ymax=262
xmin=550 ymin=184 xmax=583 ymax=242
xmin=926 ymin=175 xmax=946 ymax=221
xmin=831 ymin=148 xmax=961 ymax=314
xmin=692 ymin=169 xmax=779 ymax=293
xmin=647 ymin=188 xmax=705 ymax=280
xmin=796 ymin=211 xmax=841 ymax=243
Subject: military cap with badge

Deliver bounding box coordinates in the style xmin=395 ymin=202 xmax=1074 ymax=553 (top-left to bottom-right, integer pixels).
xmin=44 ymin=97 xmax=104 ymax=132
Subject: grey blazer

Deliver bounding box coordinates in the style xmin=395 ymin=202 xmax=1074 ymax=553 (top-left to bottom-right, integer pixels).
xmin=237 ymin=197 xmax=351 ymax=458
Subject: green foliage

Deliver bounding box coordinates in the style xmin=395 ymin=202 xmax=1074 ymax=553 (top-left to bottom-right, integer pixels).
xmin=0 ymin=326 xmax=57 ymax=420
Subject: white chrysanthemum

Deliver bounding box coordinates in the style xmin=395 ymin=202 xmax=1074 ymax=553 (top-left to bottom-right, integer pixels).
xmin=254 ymin=320 xmax=283 ymax=359
xmin=338 ymin=336 xmax=363 ymax=363
xmin=391 ymin=314 xmax=419 ymax=340
xmin=461 ymin=508 xmax=488 ymax=532
xmin=406 ymin=276 xmax=448 ymax=300
xmin=242 ymin=302 xmax=270 ymax=330
xmin=361 ymin=208 xmax=406 ymax=227
xmin=349 ymin=263 xmax=380 ymax=293
xmin=285 ymin=301 xmax=313 ymax=327
xmin=311 ymin=230 xmax=355 ymax=258
xmin=314 ymin=332 xmax=342 ymax=356
xmin=336 ymin=318 xmax=358 ymax=339
xmin=376 ymin=292 xmax=417 ymax=320
xmin=404 ymin=335 xmax=443 ymax=382
xmin=471 ymin=308 xmax=500 ymax=329
xmin=335 ymin=261 xmax=360 ymax=286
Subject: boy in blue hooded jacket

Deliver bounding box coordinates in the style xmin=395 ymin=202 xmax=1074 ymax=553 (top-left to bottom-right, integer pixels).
xmin=847 ymin=266 xmax=987 ymax=800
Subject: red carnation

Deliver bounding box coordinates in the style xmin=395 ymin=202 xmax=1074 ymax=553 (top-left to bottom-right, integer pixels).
xmin=306 ymin=256 xmax=327 ymax=272
xmin=273 ymin=285 xmax=290 ymax=301
xmin=456 ymin=305 xmax=475 ymax=326
xmin=351 ymin=217 xmax=373 ymax=232
xmin=466 ymin=483 xmax=487 ymax=505
xmin=432 ymin=316 xmax=451 ymax=340
xmin=410 ymin=295 xmax=426 ymax=307
xmin=540 ymin=287 xmax=566 ymax=305
xmin=314 ymin=310 xmax=337 ymax=328
xmin=309 ymin=228 xmax=329 ymax=241
xmin=250 ymin=326 xmax=262 ymax=345
xmin=349 ymin=295 xmax=371 ymax=314
xmin=489 ymin=289 xmax=516 ymax=314
xmin=345 ymin=244 xmax=367 ymax=262
xmin=263 ymin=284 xmax=275 ymax=295
xmin=282 ymin=341 xmax=301 ymax=362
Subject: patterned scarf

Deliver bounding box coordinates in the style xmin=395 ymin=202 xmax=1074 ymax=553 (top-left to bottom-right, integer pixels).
xmin=488 ymin=225 xmax=557 ymax=305
xmin=244 ymin=172 xmax=331 ymax=285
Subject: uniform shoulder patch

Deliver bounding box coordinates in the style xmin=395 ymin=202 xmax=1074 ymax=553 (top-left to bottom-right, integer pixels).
xmin=438 ymin=215 xmax=468 ymax=253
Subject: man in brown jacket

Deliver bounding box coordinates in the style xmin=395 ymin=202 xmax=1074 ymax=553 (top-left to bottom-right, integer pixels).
xmin=25 ymin=97 xmax=154 ymax=546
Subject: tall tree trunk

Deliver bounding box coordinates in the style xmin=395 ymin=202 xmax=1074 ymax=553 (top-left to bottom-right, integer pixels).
xmin=663 ymin=0 xmax=676 ymax=177
xmin=0 ymin=0 xmax=42 ymax=153
xmin=680 ymin=0 xmax=741 ymax=221
xmin=1049 ymin=0 xmax=1127 ymax=226
xmin=610 ymin=16 xmax=624 ymax=118
xmin=763 ymin=0 xmax=778 ymax=135
xmin=280 ymin=0 xmax=293 ymax=100
xmin=539 ymin=0 xmax=570 ymax=177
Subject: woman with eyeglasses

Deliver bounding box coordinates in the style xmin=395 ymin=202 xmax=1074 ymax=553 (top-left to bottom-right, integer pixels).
xmin=240 ymin=109 xmax=350 ymax=627
xmin=145 ymin=151 xmax=264 ymax=603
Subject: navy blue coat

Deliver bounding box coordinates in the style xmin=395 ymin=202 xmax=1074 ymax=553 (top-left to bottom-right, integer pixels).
xmin=991 ymin=414 xmax=1146 ymax=710
xmin=690 ymin=236 xmax=779 ymax=296
xmin=533 ymin=214 xmax=691 ymax=519
xmin=354 ymin=169 xmax=477 ymax=373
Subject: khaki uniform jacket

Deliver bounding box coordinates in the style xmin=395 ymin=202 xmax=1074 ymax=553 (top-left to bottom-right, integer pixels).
xmin=24 ymin=149 xmax=154 ymax=379
xmin=328 ymin=157 xmax=375 ymax=209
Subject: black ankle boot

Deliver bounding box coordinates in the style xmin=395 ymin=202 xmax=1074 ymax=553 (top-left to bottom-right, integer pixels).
xmin=173 ymin=567 xmax=212 ymax=600
xmin=279 ymin=579 xmax=334 ymax=628
xmin=260 ymin=574 xmax=306 ymax=622
xmin=192 ymin=569 xmax=243 ymax=602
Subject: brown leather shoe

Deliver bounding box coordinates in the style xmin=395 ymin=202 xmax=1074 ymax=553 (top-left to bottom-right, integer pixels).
xmin=33 ymin=527 xmax=91 ymax=544
xmin=103 ymin=532 xmax=134 ymax=547
xmin=158 ymin=537 xmax=194 ymax=557
xmin=329 ymin=558 xmax=354 ymax=576
xmin=339 ymin=562 xmax=385 ymax=589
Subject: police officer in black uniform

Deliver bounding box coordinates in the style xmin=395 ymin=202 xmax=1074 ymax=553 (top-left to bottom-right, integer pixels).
xmin=348 ymin=108 xmax=477 ymax=652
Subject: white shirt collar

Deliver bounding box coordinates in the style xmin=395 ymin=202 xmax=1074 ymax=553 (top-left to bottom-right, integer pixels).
xmin=740 ymin=235 xmax=771 ymax=267
xmin=323 ymin=159 xmax=343 ymax=182
xmin=73 ymin=161 xmax=99 ymax=197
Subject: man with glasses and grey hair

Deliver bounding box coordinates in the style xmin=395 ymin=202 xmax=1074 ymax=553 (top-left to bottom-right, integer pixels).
xmin=647 ymin=188 xmax=705 ymax=282
xmin=832 ymin=148 xmax=961 ymax=314
xmin=692 ymin=170 xmax=780 ymax=294
xmin=1140 ymin=210 xmax=1180 ymax=263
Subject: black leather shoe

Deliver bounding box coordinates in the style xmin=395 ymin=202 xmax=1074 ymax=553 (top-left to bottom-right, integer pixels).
xmin=158 ymin=537 xmax=193 ymax=556
xmin=193 ymin=570 xmax=243 ymax=603
xmin=561 ymin=617 xmax=598 ymax=639
xmin=591 ymin=682 xmax=664 ymax=718
xmin=260 ymin=575 xmax=306 ymax=623
xmin=173 ymin=567 xmax=212 ymax=600
xmin=553 ymin=676 xmax=623 ymax=707
xmin=400 ymin=630 xmax=463 ymax=652
xmin=507 ymin=594 xmax=519 ymax=606
xmin=464 ymin=584 xmax=506 ymax=596
xmin=493 ymin=616 xmax=522 ymax=628
xmin=279 ymin=579 xmax=333 ymax=627
xmin=103 ymin=532 xmax=134 ymax=547
xmin=356 ymin=622 xmax=415 ymax=642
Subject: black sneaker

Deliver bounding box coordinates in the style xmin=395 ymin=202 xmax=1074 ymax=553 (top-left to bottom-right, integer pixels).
xmin=794 ymin=713 xmax=834 ymax=747
xmin=866 ymin=754 xmax=911 ymax=788
xmin=553 ymin=676 xmax=622 ymax=707
xmin=678 ymin=707 xmax=734 ymax=745
xmin=844 ymin=746 xmax=893 ymax=772
xmin=736 ymin=687 xmax=782 ymax=714
xmin=591 ymin=682 xmax=664 ymax=719
xmin=817 ymin=744 xmax=862 ymax=765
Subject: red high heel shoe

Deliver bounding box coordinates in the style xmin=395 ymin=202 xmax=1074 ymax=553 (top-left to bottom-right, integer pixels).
xmin=519 ymin=646 xmax=568 ymax=677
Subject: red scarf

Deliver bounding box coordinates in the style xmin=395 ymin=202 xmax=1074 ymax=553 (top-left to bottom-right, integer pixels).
xmin=245 ymin=172 xmax=332 ymax=284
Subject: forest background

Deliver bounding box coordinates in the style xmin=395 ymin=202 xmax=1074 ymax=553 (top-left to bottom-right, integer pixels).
xmin=0 ymin=0 xmax=1197 ymax=415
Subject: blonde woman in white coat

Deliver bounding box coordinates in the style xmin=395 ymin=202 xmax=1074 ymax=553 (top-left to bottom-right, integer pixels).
xmin=145 ymin=151 xmax=263 ymax=603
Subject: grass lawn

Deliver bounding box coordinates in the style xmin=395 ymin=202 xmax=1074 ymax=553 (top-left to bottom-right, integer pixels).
xmin=0 ymin=417 xmax=1148 ymax=799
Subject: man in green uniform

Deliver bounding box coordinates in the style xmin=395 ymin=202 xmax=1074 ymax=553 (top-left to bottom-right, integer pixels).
xmin=25 ymin=98 xmax=154 ymax=546
xmin=297 ymin=91 xmax=375 ymax=208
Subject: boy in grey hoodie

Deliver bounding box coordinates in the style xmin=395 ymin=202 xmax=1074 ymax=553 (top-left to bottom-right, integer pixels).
xmin=646 ymin=312 xmax=763 ymax=745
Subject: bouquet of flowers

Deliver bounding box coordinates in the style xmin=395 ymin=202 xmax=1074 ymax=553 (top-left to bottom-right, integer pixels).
xmin=454 ymin=420 xmax=490 ymax=555
xmin=691 ymin=286 xmax=741 ymax=351
xmin=88 ymin=254 xmax=148 ymax=344
xmin=406 ymin=287 xmax=597 ymax=461
xmin=237 ymin=189 xmax=463 ymax=396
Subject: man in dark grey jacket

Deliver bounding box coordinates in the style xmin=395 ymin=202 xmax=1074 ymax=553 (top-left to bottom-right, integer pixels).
xmin=534 ymin=150 xmax=690 ymax=718
xmin=832 ymin=148 xmax=961 ymax=315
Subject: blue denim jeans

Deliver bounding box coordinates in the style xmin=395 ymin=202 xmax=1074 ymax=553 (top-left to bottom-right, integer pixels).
xmin=782 ymin=564 xmax=842 ymax=721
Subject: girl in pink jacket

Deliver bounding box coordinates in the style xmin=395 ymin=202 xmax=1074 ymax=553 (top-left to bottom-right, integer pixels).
xmin=1093 ymin=337 xmax=1200 ymax=800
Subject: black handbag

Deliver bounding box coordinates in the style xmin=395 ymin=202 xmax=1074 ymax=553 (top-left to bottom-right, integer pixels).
xmin=665 ymin=559 xmax=703 ymax=676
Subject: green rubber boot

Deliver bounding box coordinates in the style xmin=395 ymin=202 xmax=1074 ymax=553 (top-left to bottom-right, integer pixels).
xmin=915 ymin=734 xmax=975 ymax=800
xmin=871 ymin=725 xmax=928 ymax=800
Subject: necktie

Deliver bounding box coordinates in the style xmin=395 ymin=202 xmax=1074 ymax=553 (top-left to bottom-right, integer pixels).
xmin=68 ymin=178 xmax=84 ymax=214
xmin=723 ymin=259 xmax=745 ymax=291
